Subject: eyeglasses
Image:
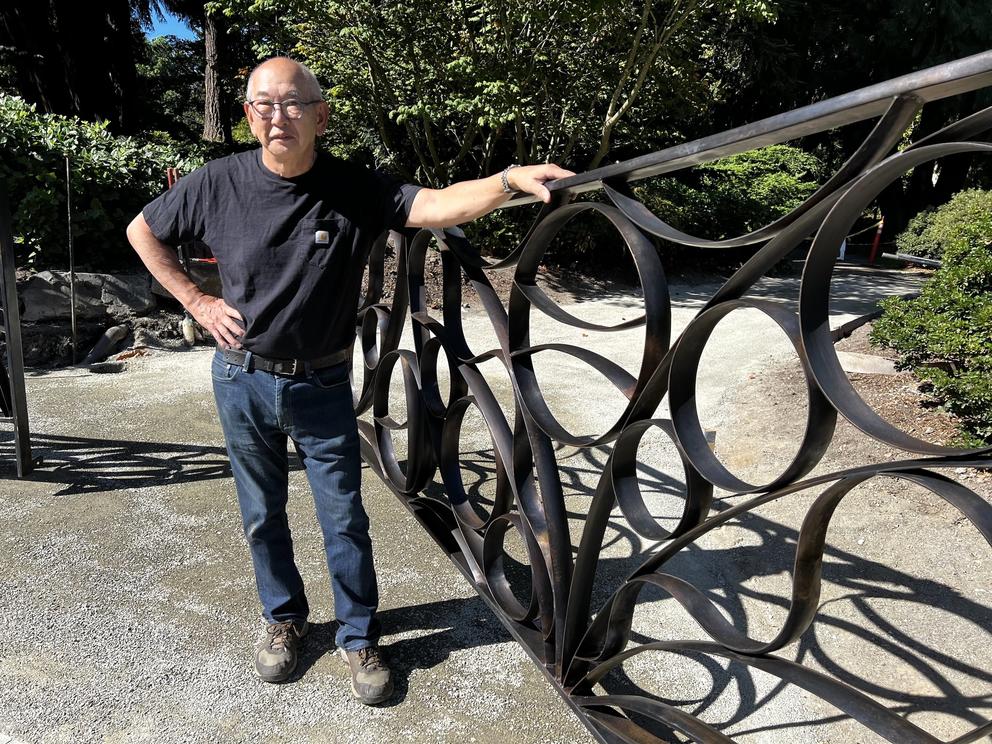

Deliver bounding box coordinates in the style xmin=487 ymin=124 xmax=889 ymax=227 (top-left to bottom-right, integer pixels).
xmin=246 ymin=99 xmax=323 ymax=120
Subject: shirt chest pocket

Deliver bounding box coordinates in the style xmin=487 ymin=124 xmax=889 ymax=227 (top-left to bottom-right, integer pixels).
xmin=298 ymin=217 xmax=346 ymax=268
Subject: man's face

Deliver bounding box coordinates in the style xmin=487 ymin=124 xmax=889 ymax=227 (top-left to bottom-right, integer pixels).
xmin=244 ymin=60 xmax=328 ymax=161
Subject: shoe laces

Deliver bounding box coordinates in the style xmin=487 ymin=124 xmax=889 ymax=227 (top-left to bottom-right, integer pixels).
xmin=357 ymin=646 xmax=386 ymax=672
xmin=266 ymin=621 xmax=298 ymax=651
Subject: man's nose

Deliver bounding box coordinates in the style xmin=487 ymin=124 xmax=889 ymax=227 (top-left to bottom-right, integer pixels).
xmin=271 ymin=104 xmax=290 ymax=124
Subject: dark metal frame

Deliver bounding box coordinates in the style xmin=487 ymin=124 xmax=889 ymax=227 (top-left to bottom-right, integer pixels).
xmin=355 ymin=52 xmax=992 ymax=742
xmin=0 ymin=189 xmax=34 ymax=476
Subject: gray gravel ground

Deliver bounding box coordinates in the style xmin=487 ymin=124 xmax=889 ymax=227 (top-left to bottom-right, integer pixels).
xmin=1 ymin=265 xmax=989 ymax=743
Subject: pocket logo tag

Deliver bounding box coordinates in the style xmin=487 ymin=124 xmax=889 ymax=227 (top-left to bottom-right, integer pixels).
xmin=315 ymin=230 xmax=331 ymax=244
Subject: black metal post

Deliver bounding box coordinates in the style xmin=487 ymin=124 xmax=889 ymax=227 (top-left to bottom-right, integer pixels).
xmin=0 ymin=189 xmax=34 ymax=476
xmin=66 ymin=156 xmax=77 ymax=364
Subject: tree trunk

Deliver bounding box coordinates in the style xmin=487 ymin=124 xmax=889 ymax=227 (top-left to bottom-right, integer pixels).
xmin=202 ymin=10 xmax=228 ymax=143
xmin=878 ymin=98 xmax=978 ymax=241
xmin=104 ymin=0 xmax=139 ymax=133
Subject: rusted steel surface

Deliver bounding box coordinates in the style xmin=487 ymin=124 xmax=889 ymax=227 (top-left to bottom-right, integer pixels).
xmin=356 ymin=52 xmax=992 ymax=743
xmin=0 ymin=189 xmax=34 ymax=476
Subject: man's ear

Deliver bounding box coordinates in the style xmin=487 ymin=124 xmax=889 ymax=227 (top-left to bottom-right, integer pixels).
xmin=315 ymin=101 xmax=329 ymax=137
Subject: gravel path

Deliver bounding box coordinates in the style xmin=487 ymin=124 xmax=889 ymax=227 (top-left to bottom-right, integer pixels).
xmin=1 ymin=265 xmax=989 ymax=743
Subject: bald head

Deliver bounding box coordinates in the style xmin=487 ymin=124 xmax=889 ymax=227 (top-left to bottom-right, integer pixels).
xmin=242 ymin=55 xmax=329 ymax=176
xmin=245 ymin=57 xmax=322 ymax=102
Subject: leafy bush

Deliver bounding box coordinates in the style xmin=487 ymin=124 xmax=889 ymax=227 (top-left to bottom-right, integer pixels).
xmin=632 ymin=144 xmax=823 ymax=240
xmin=895 ymin=189 xmax=992 ymax=259
xmin=0 ymin=94 xmax=205 ymax=267
xmin=895 ymin=207 xmax=937 ymax=258
xmin=871 ymin=189 xmax=992 ymax=445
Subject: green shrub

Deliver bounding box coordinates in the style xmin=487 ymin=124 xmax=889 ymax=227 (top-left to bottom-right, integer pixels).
xmin=895 ymin=207 xmax=936 ymax=257
xmin=231 ymin=117 xmax=256 ymax=145
xmin=895 ymin=189 xmax=992 ymax=259
xmin=871 ymin=190 xmax=992 ymax=445
xmin=0 ymin=94 xmax=205 ymax=268
xmin=632 ymin=144 xmax=823 ymax=240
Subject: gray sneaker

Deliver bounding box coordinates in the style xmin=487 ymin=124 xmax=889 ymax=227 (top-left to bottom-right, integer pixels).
xmin=255 ymin=620 xmax=309 ymax=683
xmin=339 ymin=645 xmax=394 ymax=704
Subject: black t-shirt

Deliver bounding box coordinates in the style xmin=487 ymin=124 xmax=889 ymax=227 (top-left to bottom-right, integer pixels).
xmin=142 ymin=149 xmax=421 ymax=359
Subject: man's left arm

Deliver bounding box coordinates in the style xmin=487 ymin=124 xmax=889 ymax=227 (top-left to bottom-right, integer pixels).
xmin=405 ymin=164 xmax=575 ymax=229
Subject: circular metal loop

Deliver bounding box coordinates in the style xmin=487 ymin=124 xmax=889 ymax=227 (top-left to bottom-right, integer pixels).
xmin=506 ymin=201 xmax=672 ymax=447
xmin=800 ymin=141 xmax=992 ymax=457
xmin=669 ymin=298 xmax=837 ymax=493
xmin=610 ymin=419 xmax=714 ymax=541
xmin=482 ymin=513 xmax=544 ymax=623
xmin=437 ymin=395 xmax=513 ymax=531
xmin=570 ymin=464 xmax=992 ymax=672
xmin=370 ymin=348 xmax=436 ymax=495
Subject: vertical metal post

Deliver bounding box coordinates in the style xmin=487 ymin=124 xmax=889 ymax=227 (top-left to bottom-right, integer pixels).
xmin=0 ymin=189 xmax=35 ymax=476
xmin=66 ymin=156 xmax=77 ymax=364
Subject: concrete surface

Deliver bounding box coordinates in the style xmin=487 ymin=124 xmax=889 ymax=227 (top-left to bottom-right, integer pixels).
xmin=1 ymin=265 xmax=989 ymax=743
xmin=836 ymin=350 xmax=898 ymax=375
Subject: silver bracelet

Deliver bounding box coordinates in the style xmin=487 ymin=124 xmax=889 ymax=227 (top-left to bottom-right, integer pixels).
xmin=500 ymin=164 xmax=520 ymax=193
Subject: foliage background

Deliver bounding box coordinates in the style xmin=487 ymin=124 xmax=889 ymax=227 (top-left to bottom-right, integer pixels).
xmin=895 ymin=189 xmax=992 ymax=260
xmin=2 ymin=0 xmax=991 ymax=266
xmin=872 ymin=189 xmax=992 ymax=445
xmin=0 ymin=95 xmax=206 ymax=266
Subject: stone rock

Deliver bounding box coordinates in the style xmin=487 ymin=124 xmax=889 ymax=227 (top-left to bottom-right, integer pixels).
xmin=150 ymin=261 xmax=221 ymax=300
xmin=21 ymin=271 xmax=154 ymax=322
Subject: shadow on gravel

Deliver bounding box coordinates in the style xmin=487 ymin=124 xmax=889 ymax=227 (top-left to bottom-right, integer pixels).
xmin=442 ymin=444 xmax=992 ymax=740
xmin=0 ymin=431 xmax=253 ymax=495
xmin=289 ymin=597 xmax=511 ymax=706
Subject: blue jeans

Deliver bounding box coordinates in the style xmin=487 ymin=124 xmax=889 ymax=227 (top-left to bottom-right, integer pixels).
xmin=211 ymin=350 xmax=379 ymax=651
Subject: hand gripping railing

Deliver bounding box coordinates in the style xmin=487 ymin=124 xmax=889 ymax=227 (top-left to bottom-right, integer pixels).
xmin=357 ymin=52 xmax=992 ymax=743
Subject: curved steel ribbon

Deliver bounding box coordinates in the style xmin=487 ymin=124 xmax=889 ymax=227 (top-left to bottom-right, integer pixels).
xmin=355 ymin=55 xmax=992 ymax=743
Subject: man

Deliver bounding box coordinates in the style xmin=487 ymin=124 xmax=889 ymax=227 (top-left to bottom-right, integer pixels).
xmin=126 ymin=56 xmax=572 ymax=704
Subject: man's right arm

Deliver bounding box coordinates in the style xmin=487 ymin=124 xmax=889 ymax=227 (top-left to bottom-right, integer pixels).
xmin=126 ymin=213 xmax=244 ymax=349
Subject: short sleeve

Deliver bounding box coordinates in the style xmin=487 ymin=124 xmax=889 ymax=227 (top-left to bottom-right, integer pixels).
xmin=372 ymin=170 xmax=422 ymax=232
xmin=142 ymin=166 xmax=210 ymax=245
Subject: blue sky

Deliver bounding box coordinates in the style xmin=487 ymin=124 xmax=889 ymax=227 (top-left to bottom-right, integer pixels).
xmin=145 ymin=8 xmax=197 ymax=40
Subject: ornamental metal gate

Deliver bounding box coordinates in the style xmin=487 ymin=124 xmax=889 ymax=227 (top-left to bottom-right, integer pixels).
xmin=355 ymin=52 xmax=992 ymax=743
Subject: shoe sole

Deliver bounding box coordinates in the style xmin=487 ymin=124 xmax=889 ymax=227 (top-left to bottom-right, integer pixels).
xmin=338 ymin=647 xmax=394 ymax=705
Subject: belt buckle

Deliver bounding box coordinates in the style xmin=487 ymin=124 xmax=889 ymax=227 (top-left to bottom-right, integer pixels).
xmin=288 ymin=358 xmax=299 ymax=376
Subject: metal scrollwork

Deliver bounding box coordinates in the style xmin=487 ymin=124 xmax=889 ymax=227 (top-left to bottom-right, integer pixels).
xmin=357 ymin=52 xmax=992 ymax=743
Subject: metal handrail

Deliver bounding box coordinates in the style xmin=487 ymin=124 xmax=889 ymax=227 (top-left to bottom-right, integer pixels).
xmin=506 ymin=49 xmax=992 ymax=204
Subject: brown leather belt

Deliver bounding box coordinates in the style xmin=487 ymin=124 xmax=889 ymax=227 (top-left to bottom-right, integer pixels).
xmin=220 ymin=346 xmax=351 ymax=377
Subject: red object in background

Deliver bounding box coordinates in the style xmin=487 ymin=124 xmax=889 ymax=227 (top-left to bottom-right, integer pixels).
xmin=166 ymin=167 xmax=178 ymax=189
xmin=868 ymin=217 xmax=885 ymax=263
